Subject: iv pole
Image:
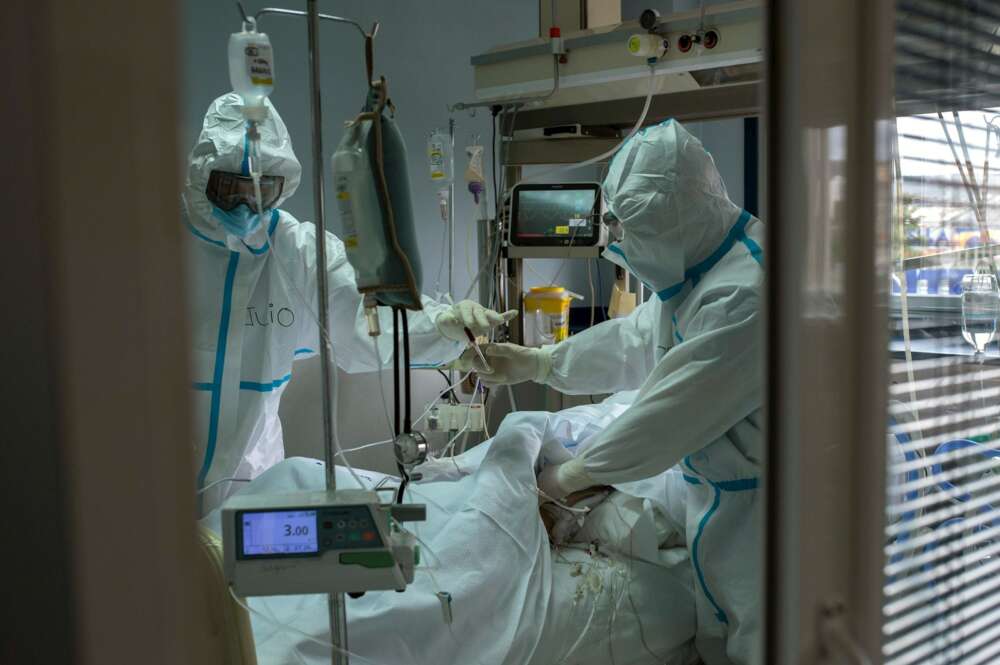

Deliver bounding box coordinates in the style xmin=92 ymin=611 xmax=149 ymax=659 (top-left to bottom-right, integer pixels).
xmin=242 ymin=3 xmax=376 ymax=663
xmin=303 ymin=2 xmax=349 ymax=661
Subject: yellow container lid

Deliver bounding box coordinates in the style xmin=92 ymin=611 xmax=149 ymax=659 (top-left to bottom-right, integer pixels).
xmin=525 ymin=286 xmax=574 ymax=316
xmin=526 ymin=286 xmax=569 ymax=299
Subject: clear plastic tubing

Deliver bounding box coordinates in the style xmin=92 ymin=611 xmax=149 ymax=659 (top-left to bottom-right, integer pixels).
xmin=520 ymin=63 xmax=657 ymax=183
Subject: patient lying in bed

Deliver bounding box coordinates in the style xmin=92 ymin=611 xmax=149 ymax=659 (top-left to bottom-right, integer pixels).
xmin=203 ymin=398 xmax=699 ymax=665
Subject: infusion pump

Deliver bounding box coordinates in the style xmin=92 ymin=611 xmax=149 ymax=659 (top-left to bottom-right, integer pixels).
xmin=222 ymin=489 xmax=425 ymax=597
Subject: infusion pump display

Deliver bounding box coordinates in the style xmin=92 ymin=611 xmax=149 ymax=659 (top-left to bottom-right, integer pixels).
xmin=510 ymin=183 xmax=601 ymax=247
xmin=236 ymin=504 xmax=383 ymax=560
xmin=240 ymin=509 xmax=319 ymax=556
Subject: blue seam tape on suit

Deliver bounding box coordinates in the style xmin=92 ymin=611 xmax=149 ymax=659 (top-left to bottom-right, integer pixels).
xmin=197 ymin=251 xmax=240 ymax=488
xmin=240 ymin=373 xmax=293 ymax=392
xmin=691 ymin=477 xmax=728 ymax=623
xmin=186 ymin=220 xmax=227 ymax=248
xmin=742 ymin=235 xmax=763 ymax=265
xmin=671 ymin=313 xmax=684 ymax=343
xmin=656 ymin=210 xmax=756 ymax=301
xmin=683 ymin=455 xmax=760 ymax=625
xmin=682 ymin=471 xmax=758 ymax=491
xmin=685 ymin=456 xmax=729 ymax=624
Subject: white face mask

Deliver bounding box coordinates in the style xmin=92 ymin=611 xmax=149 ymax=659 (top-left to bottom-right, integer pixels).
xmin=602 ymin=210 xmax=625 ymax=242
xmin=603 ymin=214 xmax=687 ymax=301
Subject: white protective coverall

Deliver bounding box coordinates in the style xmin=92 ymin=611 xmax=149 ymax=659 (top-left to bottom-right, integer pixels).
xmin=183 ymin=93 xmax=463 ymax=511
xmin=544 ymin=120 xmax=764 ymax=665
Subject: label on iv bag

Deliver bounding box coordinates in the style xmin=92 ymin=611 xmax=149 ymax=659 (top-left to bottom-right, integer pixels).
xmin=335 ymin=175 xmax=359 ymax=249
xmin=428 ymin=140 xmax=446 ymax=181
xmin=244 ymin=42 xmax=274 ymax=86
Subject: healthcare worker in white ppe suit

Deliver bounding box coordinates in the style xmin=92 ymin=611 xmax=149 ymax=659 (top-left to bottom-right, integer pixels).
xmin=185 ymin=93 xmax=513 ymax=512
xmin=457 ymin=120 xmax=763 ymax=665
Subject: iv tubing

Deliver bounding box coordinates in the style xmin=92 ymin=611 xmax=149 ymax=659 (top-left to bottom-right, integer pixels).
xmin=520 ymin=62 xmax=658 ymax=184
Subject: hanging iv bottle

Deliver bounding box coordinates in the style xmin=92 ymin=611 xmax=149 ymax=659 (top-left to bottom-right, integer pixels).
xmin=427 ymin=129 xmax=453 ymax=185
xmin=960 ymin=264 xmax=1000 ymax=357
xmin=228 ymin=19 xmax=274 ymax=122
xmin=427 ymin=128 xmax=453 ymax=223
xmin=229 ymin=18 xmax=274 ymax=191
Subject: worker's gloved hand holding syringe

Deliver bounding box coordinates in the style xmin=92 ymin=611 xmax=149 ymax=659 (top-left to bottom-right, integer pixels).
xmin=449 ymin=342 xmax=553 ymax=387
xmin=435 ymin=301 xmax=519 ymax=369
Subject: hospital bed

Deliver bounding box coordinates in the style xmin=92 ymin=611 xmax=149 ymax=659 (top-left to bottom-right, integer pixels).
xmin=202 ymin=399 xmax=700 ymax=665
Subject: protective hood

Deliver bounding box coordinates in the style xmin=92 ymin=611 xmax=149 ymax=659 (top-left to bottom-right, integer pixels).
xmin=182 ymin=92 xmax=302 ymax=246
xmin=602 ymin=120 xmax=745 ymax=300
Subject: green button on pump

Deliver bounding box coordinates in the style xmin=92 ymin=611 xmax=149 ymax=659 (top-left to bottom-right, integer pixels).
xmin=339 ymin=551 xmax=395 ymax=569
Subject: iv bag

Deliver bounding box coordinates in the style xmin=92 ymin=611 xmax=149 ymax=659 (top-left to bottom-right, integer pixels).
xmin=228 ymin=22 xmax=274 ymax=120
xmin=427 ymin=129 xmax=453 ymax=185
xmin=332 ymin=81 xmax=423 ymax=310
xmin=961 ymin=269 xmax=1000 ymax=355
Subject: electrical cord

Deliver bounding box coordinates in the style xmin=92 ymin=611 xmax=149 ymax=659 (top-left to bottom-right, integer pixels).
xmin=197 ymin=476 xmax=251 ymax=495
xmin=393 ymin=307 xmax=401 ymax=437
xmin=412 ymin=369 xmax=474 ymax=428
xmin=435 ymin=369 xmax=459 ymax=401
xmin=337 ymin=438 xmax=394 ymax=456
xmin=230 ymin=583 xmax=488 ymax=665
xmin=548 ymin=222 xmax=583 ymax=287
xmin=393 ymin=306 xmax=411 ymax=504
xmin=229 ymin=587 xmax=383 ymax=665
xmin=402 ymin=309 xmax=413 ymax=431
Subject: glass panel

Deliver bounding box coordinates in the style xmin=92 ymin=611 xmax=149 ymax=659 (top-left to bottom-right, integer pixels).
xmin=885 ymin=1 xmax=1000 ymax=662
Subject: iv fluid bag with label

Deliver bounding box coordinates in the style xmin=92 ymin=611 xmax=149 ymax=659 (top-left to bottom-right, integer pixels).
xmin=427 ymin=129 xmax=453 ymax=185
xmin=961 ymin=271 xmax=1000 ymax=354
xmin=228 ymin=23 xmax=274 ymax=117
xmin=332 ymin=84 xmax=423 ymax=310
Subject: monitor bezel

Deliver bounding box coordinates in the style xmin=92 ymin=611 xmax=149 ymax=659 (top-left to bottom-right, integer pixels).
xmin=510 ymin=182 xmax=602 ymax=247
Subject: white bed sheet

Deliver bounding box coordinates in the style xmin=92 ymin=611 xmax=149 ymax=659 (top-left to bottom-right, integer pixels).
xmin=203 ymin=401 xmax=698 ymax=665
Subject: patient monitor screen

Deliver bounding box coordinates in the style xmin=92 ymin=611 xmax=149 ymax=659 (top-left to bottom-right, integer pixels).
xmin=240 ymin=509 xmax=319 ymax=557
xmin=512 ymin=184 xmax=600 ymax=246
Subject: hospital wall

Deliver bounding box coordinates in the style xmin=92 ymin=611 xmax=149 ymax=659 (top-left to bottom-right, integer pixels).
xmin=182 ymin=0 xmax=746 ymax=473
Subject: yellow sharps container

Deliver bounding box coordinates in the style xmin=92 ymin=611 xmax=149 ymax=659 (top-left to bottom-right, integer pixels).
xmin=523 ymin=286 xmax=576 ymax=346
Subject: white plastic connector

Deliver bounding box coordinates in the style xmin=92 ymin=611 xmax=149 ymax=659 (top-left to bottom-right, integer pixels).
xmin=363 ymin=294 xmax=381 ymax=337
xmin=424 ymin=403 xmax=485 ymax=433
xmin=242 ymin=104 xmax=269 ymax=122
